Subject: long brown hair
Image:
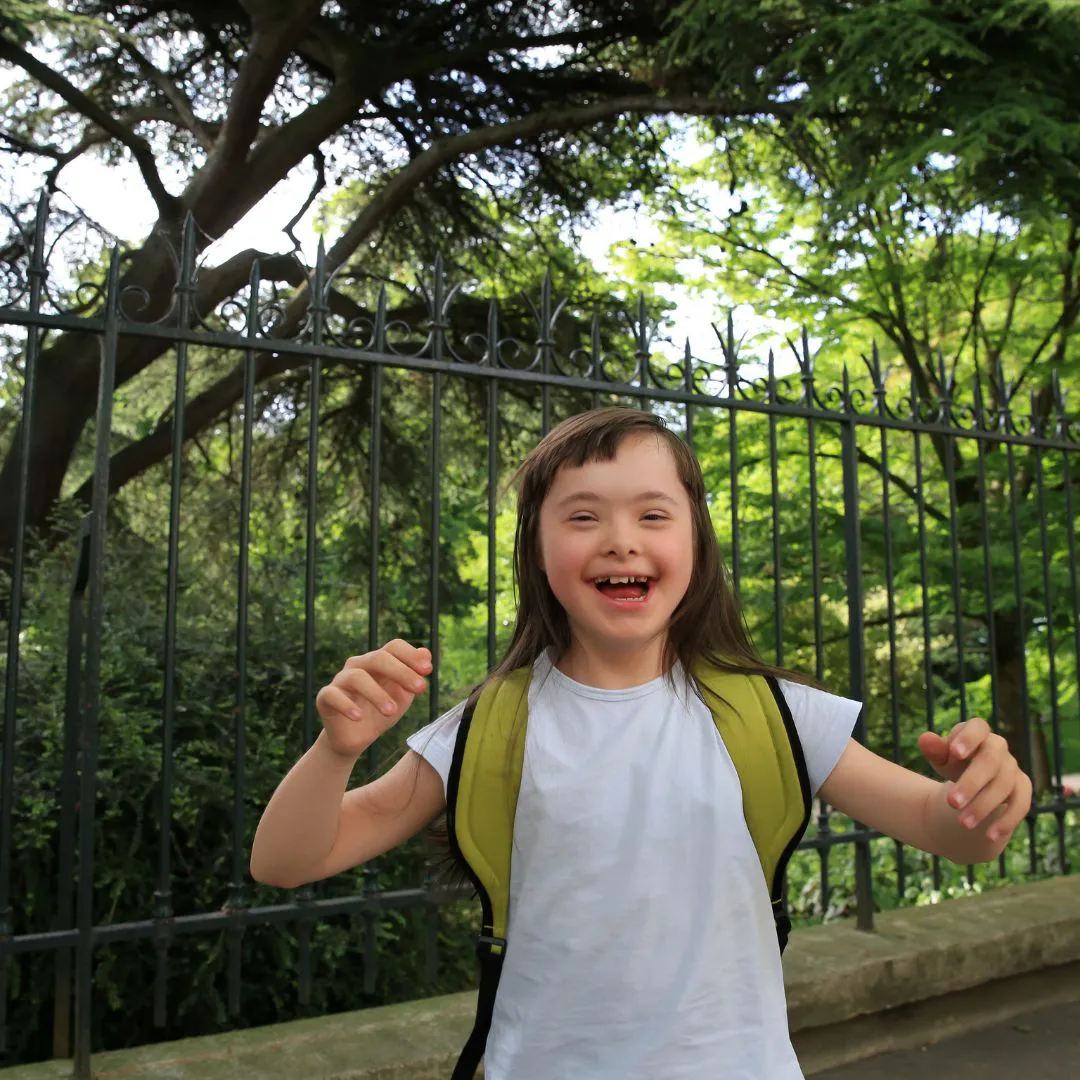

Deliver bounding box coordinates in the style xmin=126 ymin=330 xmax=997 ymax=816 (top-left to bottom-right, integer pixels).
xmin=426 ymin=406 xmax=813 ymax=880
xmin=481 ymin=406 xmax=813 ymax=692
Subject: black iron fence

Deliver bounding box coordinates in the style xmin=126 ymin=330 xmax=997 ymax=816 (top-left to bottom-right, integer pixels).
xmin=1 ymin=200 xmax=1078 ymax=1076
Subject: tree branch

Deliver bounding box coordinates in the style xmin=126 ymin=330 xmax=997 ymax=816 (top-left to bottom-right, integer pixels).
xmin=117 ymin=36 xmax=214 ymax=151
xmin=813 ymin=448 xmax=949 ymax=524
xmin=216 ymin=0 xmax=323 ymax=165
xmin=37 ymin=108 xmax=191 ymax=190
xmin=1010 ymin=220 xmax=1080 ymax=403
xmin=0 ymin=34 xmax=181 ymax=221
xmin=268 ymin=93 xmax=794 ymax=331
xmin=283 ymin=148 xmax=325 ymax=252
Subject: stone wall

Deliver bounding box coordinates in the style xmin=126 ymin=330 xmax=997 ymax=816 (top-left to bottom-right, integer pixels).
xmin=5 ymin=876 xmax=1079 ymax=1080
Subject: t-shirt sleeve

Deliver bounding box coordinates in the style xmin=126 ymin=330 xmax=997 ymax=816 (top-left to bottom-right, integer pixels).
xmin=776 ymin=678 xmax=862 ymax=796
xmin=405 ymin=701 xmax=465 ymax=794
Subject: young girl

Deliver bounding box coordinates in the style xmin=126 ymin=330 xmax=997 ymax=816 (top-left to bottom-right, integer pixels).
xmin=251 ymin=407 xmax=1032 ymax=1080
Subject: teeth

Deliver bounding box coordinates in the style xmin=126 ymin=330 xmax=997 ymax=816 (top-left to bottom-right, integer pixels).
xmin=597 ymin=576 xmax=648 ymax=584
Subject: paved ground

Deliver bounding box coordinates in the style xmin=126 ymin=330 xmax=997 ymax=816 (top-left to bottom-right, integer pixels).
xmin=814 ymin=1001 xmax=1080 ymax=1079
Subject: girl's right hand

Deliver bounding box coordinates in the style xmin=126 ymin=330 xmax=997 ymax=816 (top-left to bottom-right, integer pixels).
xmin=315 ymin=639 xmax=432 ymax=760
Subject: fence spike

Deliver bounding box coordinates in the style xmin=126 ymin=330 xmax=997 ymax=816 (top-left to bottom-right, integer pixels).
xmin=866 ymin=342 xmax=885 ymax=412
xmin=375 ymin=283 xmax=388 ymax=353
xmin=1051 ymin=369 xmax=1071 ymax=441
xmin=590 ymin=310 xmax=602 ymax=380
xmin=30 ymin=190 xmax=49 ymax=279
xmin=179 ymin=214 xmax=198 ymax=283
xmin=540 ymin=267 xmax=553 ymax=327
xmin=486 ymin=298 xmax=499 ymax=367
xmin=312 ymin=236 xmax=327 ymax=313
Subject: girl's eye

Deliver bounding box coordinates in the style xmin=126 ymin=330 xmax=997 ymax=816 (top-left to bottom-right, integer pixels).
xmin=643 ymin=513 xmax=667 ymax=521
xmin=569 ymin=515 xmax=594 ymax=523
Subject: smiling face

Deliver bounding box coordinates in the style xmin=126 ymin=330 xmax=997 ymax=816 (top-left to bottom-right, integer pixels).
xmin=537 ymin=433 xmax=695 ymax=676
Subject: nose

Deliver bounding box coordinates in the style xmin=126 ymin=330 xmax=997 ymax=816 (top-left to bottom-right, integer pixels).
xmin=602 ymin=520 xmax=640 ymax=557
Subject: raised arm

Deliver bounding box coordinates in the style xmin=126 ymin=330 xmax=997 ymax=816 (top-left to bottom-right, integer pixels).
xmin=819 ymin=719 xmax=1032 ymax=865
xmin=250 ymin=640 xmax=446 ymax=888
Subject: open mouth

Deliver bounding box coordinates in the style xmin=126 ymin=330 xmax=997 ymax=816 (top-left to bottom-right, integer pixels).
xmin=592 ymin=575 xmax=652 ymax=603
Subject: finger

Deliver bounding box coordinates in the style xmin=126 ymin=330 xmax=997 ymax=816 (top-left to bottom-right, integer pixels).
xmin=918 ymin=731 xmax=950 ymax=764
xmin=316 ymin=685 xmax=366 ymax=724
xmin=947 ymin=717 xmax=990 ymax=762
xmin=339 ymin=651 xmax=426 ymax=695
xmin=364 ymin=648 xmax=430 ymax=694
xmin=987 ymin=775 xmax=1033 ymax=843
xmin=383 ymin=638 xmax=433 ymax=674
xmin=337 ymin=668 xmax=402 ymax=716
xmin=947 ymin=735 xmax=1007 ymax=810
xmin=957 ymin=771 xmax=1016 ymax=829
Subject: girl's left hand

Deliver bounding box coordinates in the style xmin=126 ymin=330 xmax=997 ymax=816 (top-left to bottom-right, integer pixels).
xmin=918 ymin=719 xmax=1033 ymax=842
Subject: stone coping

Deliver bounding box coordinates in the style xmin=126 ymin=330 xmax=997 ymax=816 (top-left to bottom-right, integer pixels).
xmin=5 ymin=875 xmax=1078 ymax=1079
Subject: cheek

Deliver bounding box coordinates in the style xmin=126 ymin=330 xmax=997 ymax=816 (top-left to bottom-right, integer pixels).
xmin=660 ymin=526 xmax=695 ymax=586
xmin=540 ymin=535 xmax=586 ymax=587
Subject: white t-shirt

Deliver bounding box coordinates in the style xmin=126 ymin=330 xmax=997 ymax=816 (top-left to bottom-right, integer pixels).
xmin=406 ymin=650 xmax=860 ymax=1080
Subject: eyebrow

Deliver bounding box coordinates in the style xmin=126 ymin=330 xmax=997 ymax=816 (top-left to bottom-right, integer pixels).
xmin=555 ymin=489 xmax=680 ymax=509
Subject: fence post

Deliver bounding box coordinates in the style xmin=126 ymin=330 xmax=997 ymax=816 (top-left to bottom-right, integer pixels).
xmin=839 ymin=391 xmax=874 ymax=932
xmin=52 ymin=520 xmax=92 ymax=1059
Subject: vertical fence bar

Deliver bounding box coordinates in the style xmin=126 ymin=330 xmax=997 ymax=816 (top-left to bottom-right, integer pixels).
xmin=800 ymin=333 xmax=825 ymax=685
xmin=942 ymin=425 xmax=969 ymax=728
xmin=297 ymin=241 xmax=328 ymax=1007
xmin=913 ymin=424 xmax=942 ymax=891
xmin=590 ymin=313 xmax=602 ymax=412
xmin=72 ymin=246 xmax=122 ymax=1079
xmin=1033 ymin=430 xmax=1067 ymax=870
xmin=722 ymin=317 xmax=741 ymax=594
xmin=941 ymin=386 xmax=975 ymax=886
xmin=154 ymin=217 xmax=197 ymax=1029
xmin=1004 ymin=435 xmax=1037 ymax=872
xmin=428 ymin=259 xmax=445 ymax=989
xmin=227 ymin=261 xmax=261 ymax=1019
xmin=487 ymin=300 xmax=501 ymax=672
xmin=1058 ymin=381 xmax=1080 ymax=820
xmin=633 ymin=294 xmax=650 ymax=414
xmin=973 ymin=379 xmax=1005 ymax=876
xmin=362 ymin=286 xmax=387 ymax=995
xmin=539 ymin=271 xmax=552 ymax=434
xmin=839 ymin=369 xmax=873 ymax=931
xmin=798 ymin=336 xmax=830 ymax=914
xmin=767 ymin=352 xmax=783 ymax=666
xmin=52 ymin=521 xmax=92 ymax=1058
xmin=872 ymin=348 xmax=904 ymax=900
xmin=0 ymin=193 xmax=48 ymax=1055
xmin=682 ymin=341 xmax=695 ymax=448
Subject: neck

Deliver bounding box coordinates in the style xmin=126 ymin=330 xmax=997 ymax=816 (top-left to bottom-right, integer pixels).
xmin=555 ymin=633 xmax=667 ymax=689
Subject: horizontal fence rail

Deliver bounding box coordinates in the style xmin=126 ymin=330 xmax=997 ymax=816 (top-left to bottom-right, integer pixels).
xmin=1 ymin=202 xmax=1078 ymax=1076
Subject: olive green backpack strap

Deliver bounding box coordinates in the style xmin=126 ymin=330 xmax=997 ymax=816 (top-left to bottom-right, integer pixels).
xmin=445 ymin=667 xmax=532 ymax=1080
xmin=693 ymin=665 xmax=812 ymax=953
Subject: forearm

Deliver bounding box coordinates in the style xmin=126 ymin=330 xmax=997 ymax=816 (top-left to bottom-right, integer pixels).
xmin=920 ymin=781 xmax=1009 ymax=865
xmin=250 ymin=732 xmax=363 ymax=887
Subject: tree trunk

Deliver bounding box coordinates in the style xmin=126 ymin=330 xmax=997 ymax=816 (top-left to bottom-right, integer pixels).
xmin=993 ymin=608 xmax=1051 ymax=794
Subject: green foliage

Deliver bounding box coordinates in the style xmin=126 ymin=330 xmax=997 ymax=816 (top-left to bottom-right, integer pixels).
xmin=787 ymin=808 xmax=1079 ymax=926
xmin=4 ymin=506 xmax=487 ymax=1062
xmin=666 ymin=0 xmax=1080 ymax=215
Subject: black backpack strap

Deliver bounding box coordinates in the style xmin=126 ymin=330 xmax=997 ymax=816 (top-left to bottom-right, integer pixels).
xmin=447 ymin=691 xmax=506 ymax=1078
xmin=450 ymin=936 xmax=505 ymax=1079
xmin=764 ymin=675 xmax=812 ymax=954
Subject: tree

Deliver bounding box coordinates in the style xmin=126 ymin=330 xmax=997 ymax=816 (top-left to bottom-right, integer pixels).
xmin=0 ymin=0 xmax=790 ymax=561
xmin=5 ymin=0 xmax=1080 ymax=562
xmin=620 ymin=0 xmax=1080 ymax=783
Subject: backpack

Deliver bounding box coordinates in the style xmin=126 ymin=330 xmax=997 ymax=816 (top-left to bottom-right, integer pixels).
xmin=444 ymin=662 xmax=812 ymax=1080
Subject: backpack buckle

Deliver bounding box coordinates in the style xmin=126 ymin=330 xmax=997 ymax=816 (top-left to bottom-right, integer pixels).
xmin=476 ymin=933 xmax=507 ymax=957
